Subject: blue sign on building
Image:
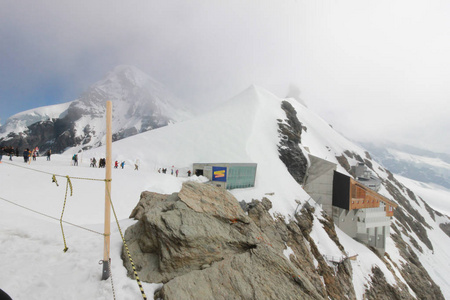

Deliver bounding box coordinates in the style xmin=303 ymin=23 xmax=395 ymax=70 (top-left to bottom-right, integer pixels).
xmin=212 ymin=166 xmax=227 ymax=182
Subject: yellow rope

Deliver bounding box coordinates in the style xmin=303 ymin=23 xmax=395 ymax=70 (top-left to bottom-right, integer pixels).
xmin=106 ymin=188 xmax=147 ymax=300
xmin=2 ymin=159 xmax=136 ymax=299
xmin=2 ymin=162 xmax=111 ymax=251
xmin=60 ymin=176 xmax=73 ymax=252
xmin=52 ymin=175 xmax=59 ymax=186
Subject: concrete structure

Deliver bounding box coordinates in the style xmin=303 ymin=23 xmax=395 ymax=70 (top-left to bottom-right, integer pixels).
xmin=303 ymin=155 xmax=397 ymax=254
xmin=193 ymin=163 xmax=257 ymax=190
xmin=303 ymin=155 xmax=337 ymax=216
xmin=354 ymin=163 xmax=382 ymax=191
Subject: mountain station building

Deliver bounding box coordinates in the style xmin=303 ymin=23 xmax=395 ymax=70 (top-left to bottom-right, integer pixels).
xmin=193 ymin=163 xmax=257 ymax=190
xmin=303 ymin=155 xmax=397 ymax=254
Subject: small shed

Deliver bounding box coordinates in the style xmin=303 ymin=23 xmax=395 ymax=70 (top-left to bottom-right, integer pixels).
xmin=192 ymin=163 xmax=257 ymax=190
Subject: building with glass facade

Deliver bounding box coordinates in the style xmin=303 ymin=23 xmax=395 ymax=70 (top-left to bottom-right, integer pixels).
xmin=192 ymin=163 xmax=257 ymax=190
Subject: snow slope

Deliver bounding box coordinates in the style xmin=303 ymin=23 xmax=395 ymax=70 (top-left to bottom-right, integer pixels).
xmin=1 ymin=85 xmax=449 ymax=299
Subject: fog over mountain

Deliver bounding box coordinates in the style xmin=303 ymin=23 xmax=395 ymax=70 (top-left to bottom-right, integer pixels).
xmin=0 ymin=65 xmax=191 ymax=153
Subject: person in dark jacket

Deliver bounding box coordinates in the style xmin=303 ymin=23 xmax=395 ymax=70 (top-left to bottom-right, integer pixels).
xmin=23 ymin=148 xmax=30 ymax=163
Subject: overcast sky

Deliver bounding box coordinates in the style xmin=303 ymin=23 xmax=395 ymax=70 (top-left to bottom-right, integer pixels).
xmin=1 ymin=0 xmax=449 ymax=154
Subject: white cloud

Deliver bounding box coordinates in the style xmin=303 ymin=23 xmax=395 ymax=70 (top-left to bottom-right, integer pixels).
xmin=1 ymin=0 xmax=449 ymax=153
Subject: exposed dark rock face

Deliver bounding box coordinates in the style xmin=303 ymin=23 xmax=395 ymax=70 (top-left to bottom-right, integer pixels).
xmin=364 ymin=266 xmax=414 ymax=300
xmin=384 ymin=180 xmax=433 ymax=251
xmin=295 ymin=204 xmax=356 ymax=300
xmin=376 ymin=170 xmax=446 ymax=299
xmin=112 ymin=127 xmax=138 ymax=141
xmin=0 ymin=118 xmax=78 ymax=154
xmin=390 ymin=223 xmax=444 ymax=300
xmin=277 ymin=100 xmax=308 ymax=185
xmin=439 ymin=223 xmax=450 ymax=238
xmin=336 ymin=155 xmax=351 ymax=173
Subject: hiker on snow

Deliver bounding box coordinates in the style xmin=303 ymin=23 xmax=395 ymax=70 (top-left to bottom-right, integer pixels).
xmin=23 ymin=149 xmax=30 ymax=163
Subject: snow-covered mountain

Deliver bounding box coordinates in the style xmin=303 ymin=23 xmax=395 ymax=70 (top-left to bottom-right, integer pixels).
xmin=1 ymin=85 xmax=449 ymax=299
xmin=0 ymin=65 xmax=191 ymax=153
xmin=360 ymin=142 xmax=450 ymax=190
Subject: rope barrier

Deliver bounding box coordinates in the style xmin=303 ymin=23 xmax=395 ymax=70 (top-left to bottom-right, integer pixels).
xmin=1 ymin=160 xmax=109 ymax=252
xmin=1 ymin=161 xmax=107 ymax=182
xmin=0 ymin=196 xmax=106 ymax=236
xmin=99 ymin=258 xmax=116 ymax=300
xmin=109 ymin=258 xmax=116 ymax=300
xmin=2 ymin=158 xmax=144 ymax=298
xmin=59 ymin=176 xmax=73 ymax=252
xmin=106 ymin=188 xmax=147 ymax=300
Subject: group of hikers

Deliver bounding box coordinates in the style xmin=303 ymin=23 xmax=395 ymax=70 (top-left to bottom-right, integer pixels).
xmin=0 ymin=146 xmax=18 ymax=161
xmin=0 ymin=146 xmax=51 ymax=163
xmin=89 ymin=157 xmax=107 ymax=168
xmin=2 ymin=146 xmax=193 ymax=176
xmin=89 ymin=157 xmax=139 ymax=170
xmin=0 ymin=146 xmax=13 ymax=162
xmin=114 ymin=160 xmax=125 ymax=169
xmin=158 ymin=167 xmax=191 ymax=177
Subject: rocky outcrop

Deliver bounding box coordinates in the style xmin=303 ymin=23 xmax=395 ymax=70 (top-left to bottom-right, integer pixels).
xmin=277 ymin=100 xmax=308 ymax=185
xmin=295 ymin=204 xmax=356 ymax=300
xmin=390 ymin=222 xmax=444 ymax=299
xmin=364 ymin=266 xmax=414 ymax=300
xmin=439 ymin=223 xmax=450 ymax=238
xmin=335 ymin=154 xmax=351 ymax=173
xmin=123 ymin=182 xmax=345 ymax=299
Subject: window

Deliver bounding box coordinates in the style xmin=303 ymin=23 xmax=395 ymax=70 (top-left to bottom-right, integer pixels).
xmin=226 ymin=165 xmax=256 ymax=190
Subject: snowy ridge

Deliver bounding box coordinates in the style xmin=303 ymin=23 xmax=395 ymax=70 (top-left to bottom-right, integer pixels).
xmin=1 ymin=85 xmax=450 ymax=299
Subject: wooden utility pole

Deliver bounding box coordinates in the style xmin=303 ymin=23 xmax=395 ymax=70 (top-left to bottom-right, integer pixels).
xmin=102 ymin=101 xmax=113 ymax=280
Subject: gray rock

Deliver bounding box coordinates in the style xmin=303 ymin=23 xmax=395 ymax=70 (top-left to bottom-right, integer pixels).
xmin=277 ymin=100 xmax=308 ymax=185
xmin=123 ymin=182 xmax=323 ymax=299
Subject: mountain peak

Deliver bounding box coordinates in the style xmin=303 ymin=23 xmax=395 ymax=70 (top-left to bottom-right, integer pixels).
xmin=98 ymin=65 xmax=160 ymax=91
xmin=0 ymin=65 xmax=191 ymax=152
